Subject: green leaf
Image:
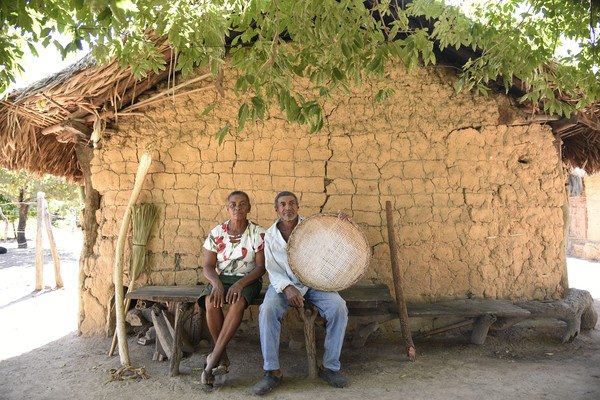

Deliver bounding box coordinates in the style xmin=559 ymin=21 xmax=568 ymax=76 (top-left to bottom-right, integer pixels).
xmin=216 ymin=125 xmax=230 ymax=145
xmin=237 ymin=103 xmax=250 ymax=132
xmin=202 ymin=102 xmax=218 ymax=116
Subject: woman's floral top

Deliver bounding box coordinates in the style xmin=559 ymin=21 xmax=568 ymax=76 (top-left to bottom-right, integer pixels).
xmin=203 ymin=220 xmax=266 ymax=276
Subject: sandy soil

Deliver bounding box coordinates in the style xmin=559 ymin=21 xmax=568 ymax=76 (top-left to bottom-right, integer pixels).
xmin=1 ymin=231 xmax=599 ymax=400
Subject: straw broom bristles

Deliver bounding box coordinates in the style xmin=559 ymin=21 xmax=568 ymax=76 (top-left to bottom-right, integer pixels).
xmin=129 ymin=203 xmax=159 ymax=281
xmin=113 ymin=151 xmax=152 ymax=367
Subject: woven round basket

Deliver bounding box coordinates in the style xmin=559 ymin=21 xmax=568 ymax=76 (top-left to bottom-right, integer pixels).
xmin=287 ymin=214 xmax=371 ymax=292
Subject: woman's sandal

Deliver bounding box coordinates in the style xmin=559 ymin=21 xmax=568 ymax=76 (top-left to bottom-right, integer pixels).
xmin=206 ymin=352 xmax=230 ymax=376
xmin=200 ymin=363 xmax=215 ymax=386
xmin=212 ymin=359 xmax=230 ymax=376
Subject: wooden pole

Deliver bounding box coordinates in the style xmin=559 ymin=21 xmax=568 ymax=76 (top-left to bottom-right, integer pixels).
xmin=35 ymin=192 xmax=44 ymax=291
xmin=43 ymin=199 xmax=63 ymax=288
xmin=385 ymin=201 xmax=416 ymax=361
xmin=113 ymin=151 xmax=153 ymax=366
xmin=297 ymin=307 xmax=319 ymax=379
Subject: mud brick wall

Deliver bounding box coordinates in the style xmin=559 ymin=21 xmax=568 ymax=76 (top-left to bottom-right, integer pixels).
xmin=585 ymin=175 xmax=600 ymax=260
xmin=79 ymin=64 xmax=567 ymax=335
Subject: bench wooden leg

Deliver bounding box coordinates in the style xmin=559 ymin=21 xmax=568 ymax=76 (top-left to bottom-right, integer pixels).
xmin=351 ymin=321 xmax=380 ymax=348
xmin=170 ymin=302 xmax=193 ymax=377
xmin=297 ymin=307 xmax=318 ymax=379
xmin=470 ymin=314 xmax=497 ymax=345
xmin=151 ymin=309 xmax=174 ymax=360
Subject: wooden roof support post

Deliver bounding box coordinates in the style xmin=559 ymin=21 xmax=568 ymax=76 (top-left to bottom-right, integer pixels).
xmin=385 ymin=201 xmax=416 ymax=361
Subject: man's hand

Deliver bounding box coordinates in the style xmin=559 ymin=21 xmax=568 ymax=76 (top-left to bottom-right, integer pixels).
xmin=283 ymin=285 xmax=304 ymax=308
xmin=337 ymin=210 xmax=351 ymax=221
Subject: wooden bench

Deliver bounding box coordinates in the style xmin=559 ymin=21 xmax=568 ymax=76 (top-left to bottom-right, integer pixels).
xmin=125 ymin=283 xmax=535 ymax=377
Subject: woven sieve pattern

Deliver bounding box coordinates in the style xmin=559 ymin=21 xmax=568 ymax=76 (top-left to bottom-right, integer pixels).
xmin=287 ymin=214 xmax=371 ymax=291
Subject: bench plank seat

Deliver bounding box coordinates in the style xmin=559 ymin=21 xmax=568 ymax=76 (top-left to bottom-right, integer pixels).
xmin=407 ymin=299 xmax=531 ymax=319
xmin=125 ymin=283 xmax=535 ymax=375
xmin=125 ymin=285 xmax=204 ymax=303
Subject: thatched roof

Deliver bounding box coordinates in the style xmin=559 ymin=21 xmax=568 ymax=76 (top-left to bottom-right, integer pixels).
xmin=0 ymin=39 xmax=174 ymax=184
xmin=1 ymin=32 xmax=599 ymax=183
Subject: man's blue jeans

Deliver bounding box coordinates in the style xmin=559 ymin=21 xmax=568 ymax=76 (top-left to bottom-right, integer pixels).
xmin=258 ymin=285 xmax=349 ymax=372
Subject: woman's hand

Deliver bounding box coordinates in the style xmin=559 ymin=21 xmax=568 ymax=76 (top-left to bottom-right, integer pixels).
xmin=226 ymin=281 xmax=245 ymax=304
xmin=208 ymin=281 xmax=225 ymax=308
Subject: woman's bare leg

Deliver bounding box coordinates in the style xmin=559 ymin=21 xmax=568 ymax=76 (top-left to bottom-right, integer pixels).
xmin=205 ymin=299 xmax=246 ymax=372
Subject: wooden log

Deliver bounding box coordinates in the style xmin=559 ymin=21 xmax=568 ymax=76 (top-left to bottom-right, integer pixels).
xmin=138 ymin=326 xmax=156 ymax=346
xmin=42 ymin=199 xmax=63 ymax=288
xmin=517 ymin=288 xmax=598 ymax=343
xmin=385 ymin=201 xmax=416 ymax=361
xmin=126 ymin=309 xmax=145 ymax=327
xmin=297 ymin=307 xmax=318 ymax=379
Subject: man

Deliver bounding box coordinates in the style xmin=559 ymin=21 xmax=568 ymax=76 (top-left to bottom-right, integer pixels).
xmin=252 ymin=191 xmax=349 ymax=396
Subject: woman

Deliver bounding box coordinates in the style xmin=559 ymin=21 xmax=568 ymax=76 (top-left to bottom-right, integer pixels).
xmin=199 ymin=190 xmax=266 ymax=386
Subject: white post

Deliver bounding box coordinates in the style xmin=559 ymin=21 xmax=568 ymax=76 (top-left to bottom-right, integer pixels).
xmin=43 ymin=199 xmax=63 ymax=288
xmin=35 ymin=192 xmax=44 ymax=291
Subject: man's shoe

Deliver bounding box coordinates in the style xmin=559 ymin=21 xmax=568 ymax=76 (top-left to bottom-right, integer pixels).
xmin=252 ymin=370 xmax=283 ymax=396
xmin=318 ymin=366 xmax=348 ymax=388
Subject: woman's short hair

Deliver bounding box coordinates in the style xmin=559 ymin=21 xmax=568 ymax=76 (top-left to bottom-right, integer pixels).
xmin=227 ymin=190 xmax=251 ymax=204
xmin=274 ymin=191 xmax=298 ymax=208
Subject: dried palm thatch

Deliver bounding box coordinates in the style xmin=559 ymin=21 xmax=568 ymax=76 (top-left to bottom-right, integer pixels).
xmin=0 ymin=36 xmax=175 ymax=183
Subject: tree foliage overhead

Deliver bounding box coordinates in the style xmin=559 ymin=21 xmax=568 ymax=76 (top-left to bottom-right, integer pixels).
xmin=1 ymin=0 xmax=599 ymax=132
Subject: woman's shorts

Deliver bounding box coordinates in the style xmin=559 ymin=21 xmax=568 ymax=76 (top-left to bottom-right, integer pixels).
xmin=198 ymin=275 xmax=262 ymax=309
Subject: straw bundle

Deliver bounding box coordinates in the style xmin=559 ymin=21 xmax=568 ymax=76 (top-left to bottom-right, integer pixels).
xmin=129 ymin=203 xmax=159 ymax=282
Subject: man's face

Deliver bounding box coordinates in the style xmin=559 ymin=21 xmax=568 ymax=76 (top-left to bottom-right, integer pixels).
xmin=275 ymin=195 xmax=299 ymax=222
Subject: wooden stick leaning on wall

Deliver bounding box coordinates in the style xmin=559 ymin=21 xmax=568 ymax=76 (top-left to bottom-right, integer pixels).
xmin=113 ymin=151 xmax=153 ymax=367
xmin=43 ymin=198 xmax=63 ymax=288
xmin=385 ymin=200 xmax=416 ymax=361
xmin=109 ymin=203 xmax=159 ymax=356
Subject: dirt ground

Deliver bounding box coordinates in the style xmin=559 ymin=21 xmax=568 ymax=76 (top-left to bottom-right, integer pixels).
xmin=1 ymin=230 xmax=599 ymax=400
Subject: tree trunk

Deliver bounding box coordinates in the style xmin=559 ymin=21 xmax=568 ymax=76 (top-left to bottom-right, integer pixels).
xmin=17 ymin=189 xmax=29 ymax=248
xmin=74 ymin=144 xmax=101 ymax=335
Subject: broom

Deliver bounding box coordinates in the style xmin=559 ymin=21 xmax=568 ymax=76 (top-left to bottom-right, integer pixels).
xmin=108 ymin=203 xmax=159 ymax=357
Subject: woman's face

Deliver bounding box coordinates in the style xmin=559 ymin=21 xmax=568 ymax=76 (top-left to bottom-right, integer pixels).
xmin=227 ymin=194 xmax=251 ymax=221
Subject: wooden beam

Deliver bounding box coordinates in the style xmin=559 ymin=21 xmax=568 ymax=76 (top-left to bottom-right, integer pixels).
xmin=551 ymin=115 xmax=579 ymax=133
xmin=62 ymin=119 xmax=92 ymax=136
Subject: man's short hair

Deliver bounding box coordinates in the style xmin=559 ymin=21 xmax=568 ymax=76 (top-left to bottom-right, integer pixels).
xmin=274 ymin=191 xmax=299 ymax=208
xmin=227 ymin=190 xmax=251 ymax=204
